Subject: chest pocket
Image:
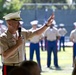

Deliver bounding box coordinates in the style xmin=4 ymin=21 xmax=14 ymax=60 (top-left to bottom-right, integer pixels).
xmin=7 ymin=38 xmax=16 ymax=48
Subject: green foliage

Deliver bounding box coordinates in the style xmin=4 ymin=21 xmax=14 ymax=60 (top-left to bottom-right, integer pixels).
xmin=0 ymin=0 xmax=24 ymax=20
xmin=24 ymin=0 xmax=32 ymax=3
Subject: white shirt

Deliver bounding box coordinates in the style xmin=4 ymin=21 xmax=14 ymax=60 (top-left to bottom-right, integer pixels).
xmin=44 ymin=27 xmax=60 ymax=41
xmin=58 ymin=28 xmax=67 ymax=36
xmin=29 ymin=28 xmax=43 ymax=43
xmin=70 ymin=29 xmax=76 ymax=43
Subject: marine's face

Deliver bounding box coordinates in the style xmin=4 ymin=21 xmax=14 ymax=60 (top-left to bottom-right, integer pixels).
xmin=32 ymin=25 xmax=37 ymax=29
xmin=8 ymin=19 xmax=20 ymax=31
xmin=50 ymin=24 xmax=54 ymax=28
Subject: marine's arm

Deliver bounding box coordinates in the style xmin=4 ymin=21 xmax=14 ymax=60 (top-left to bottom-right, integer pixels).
xmin=2 ymin=37 xmax=23 ymax=59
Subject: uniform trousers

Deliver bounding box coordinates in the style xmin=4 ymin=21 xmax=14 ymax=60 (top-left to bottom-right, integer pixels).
xmin=30 ymin=43 xmax=41 ymax=68
xmin=73 ymin=43 xmax=76 ymax=64
xmin=59 ymin=36 xmax=65 ymax=51
xmin=44 ymin=39 xmax=47 ymax=50
xmin=2 ymin=64 xmax=18 ymax=75
xmin=47 ymin=40 xmax=58 ymax=67
xmin=40 ymin=40 xmax=43 ymax=51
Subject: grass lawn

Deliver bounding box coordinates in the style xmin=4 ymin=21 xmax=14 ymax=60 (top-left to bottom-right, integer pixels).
xmin=26 ymin=46 xmax=73 ymax=75
xmin=0 ymin=46 xmax=73 ymax=75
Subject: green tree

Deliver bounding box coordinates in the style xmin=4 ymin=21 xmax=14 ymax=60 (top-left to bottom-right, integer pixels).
xmin=0 ymin=0 xmax=25 ymax=19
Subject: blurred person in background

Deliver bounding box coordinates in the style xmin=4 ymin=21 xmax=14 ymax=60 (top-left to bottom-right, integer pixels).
xmin=0 ymin=20 xmax=7 ymax=55
xmin=58 ymin=23 xmax=67 ymax=51
xmin=0 ymin=20 xmax=7 ymax=35
xmin=44 ymin=21 xmax=60 ymax=69
xmin=54 ymin=24 xmax=60 ymax=51
xmin=70 ymin=22 xmax=76 ymax=67
xmin=29 ymin=20 xmax=43 ymax=70
xmin=38 ymin=24 xmax=44 ymax=51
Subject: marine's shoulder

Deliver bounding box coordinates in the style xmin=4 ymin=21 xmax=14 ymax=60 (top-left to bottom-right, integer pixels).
xmin=71 ymin=29 xmax=76 ymax=34
xmin=53 ymin=27 xmax=58 ymax=31
xmin=0 ymin=31 xmax=7 ymax=40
